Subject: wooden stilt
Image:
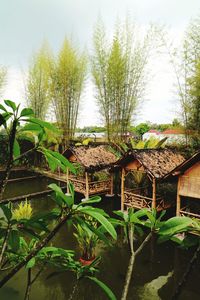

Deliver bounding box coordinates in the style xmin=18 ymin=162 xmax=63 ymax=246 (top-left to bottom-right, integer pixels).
xmin=85 ymin=172 xmax=89 ymax=199
xmin=152 ymin=178 xmax=156 ymax=210
xmin=110 ymin=172 xmax=114 ymax=195
xmin=176 ymin=177 xmax=181 ymax=216
xmin=121 ymin=168 xmax=125 ymax=211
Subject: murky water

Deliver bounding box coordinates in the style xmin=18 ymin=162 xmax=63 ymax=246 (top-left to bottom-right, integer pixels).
xmin=0 ymin=175 xmax=199 ymax=300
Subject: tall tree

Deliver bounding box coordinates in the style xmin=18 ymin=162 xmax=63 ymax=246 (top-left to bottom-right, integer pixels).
xmin=0 ymin=66 xmax=7 ymax=96
xmin=187 ymin=59 xmax=200 ymax=144
xmin=92 ymin=19 xmax=156 ymax=141
xmin=160 ymin=17 xmax=200 ymax=145
xmin=26 ymin=42 xmax=52 ymax=120
xmin=50 ymin=39 xmax=87 ymax=144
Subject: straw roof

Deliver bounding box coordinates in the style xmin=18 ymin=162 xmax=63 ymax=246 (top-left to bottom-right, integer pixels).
xmin=163 ymin=150 xmax=200 ymax=180
xmin=117 ymin=149 xmax=185 ymax=179
xmin=63 ymin=145 xmax=118 ymax=171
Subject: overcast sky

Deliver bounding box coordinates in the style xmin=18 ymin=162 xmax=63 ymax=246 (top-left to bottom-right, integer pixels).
xmin=1 ymin=0 xmax=200 ymax=127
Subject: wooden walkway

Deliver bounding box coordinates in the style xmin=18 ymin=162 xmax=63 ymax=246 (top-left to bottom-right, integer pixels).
xmin=34 ymin=169 xmax=68 ymax=183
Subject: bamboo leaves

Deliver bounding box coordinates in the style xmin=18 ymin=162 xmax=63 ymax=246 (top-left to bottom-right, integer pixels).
xmin=50 ymin=39 xmax=87 ymax=143
xmin=92 ymin=19 xmax=156 ymax=141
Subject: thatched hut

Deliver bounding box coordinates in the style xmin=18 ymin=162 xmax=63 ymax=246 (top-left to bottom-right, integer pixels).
xmin=164 ymin=150 xmax=200 ymax=218
xmin=116 ymin=149 xmax=185 ymax=211
xmin=63 ymin=145 xmax=118 ymax=199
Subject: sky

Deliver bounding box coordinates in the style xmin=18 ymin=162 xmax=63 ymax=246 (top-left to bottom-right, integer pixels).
xmin=1 ymin=0 xmax=200 ymax=127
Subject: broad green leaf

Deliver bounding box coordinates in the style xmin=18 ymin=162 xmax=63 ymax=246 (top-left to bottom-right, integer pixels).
xmin=20 ymin=108 xmax=34 ymax=117
xmin=27 ymin=118 xmax=58 ymax=132
xmin=159 ymin=217 xmax=192 ymax=237
xmin=21 ymin=123 xmax=43 ymax=132
xmin=19 ymin=228 xmax=41 ymax=240
xmin=4 ymin=100 xmax=17 ymax=111
xmin=130 ymin=213 xmax=143 ymax=225
xmin=0 ymin=104 xmax=7 ymax=112
xmin=8 ymin=230 xmax=20 ymax=252
xmin=44 ymin=149 xmax=76 ymax=174
xmin=145 ymin=211 xmax=156 ymax=225
xmin=0 ymin=204 xmax=12 ymax=221
xmin=76 ymin=195 xmax=101 ymax=208
xmin=78 ymin=208 xmax=117 ymax=240
xmin=0 ymin=114 xmax=5 ymax=126
xmin=85 ymin=222 xmax=112 ymax=246
xmin=0 ymin=112 xmax=12 ymax=127
xmin=13 ymin=139 xmax=20 ymax=158
xmin=41 ymin=149 xmax=67 ymax=173
xmin=44 ymin=152 xmax=58 ymax=172
xmin=48 ymin=183 xmax=73 ymax=207
xmin=86 ymin=276 xmax=117 ymax=300
xmin=26 ymin=257 xmax=36 ymax=269
xmin=134 ymin=209 xmax=148 ymax=218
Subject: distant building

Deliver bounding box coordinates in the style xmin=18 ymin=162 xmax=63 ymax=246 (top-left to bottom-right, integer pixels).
xmin=142 ymin=129 xmax=160 ymax=140
xmin=159 ymin=129 xmax=186 ymax=144
xmin=74 ymin=132 xmax=106 ymax=139
xmin=143 ymin=129 xmax=187 ymax=144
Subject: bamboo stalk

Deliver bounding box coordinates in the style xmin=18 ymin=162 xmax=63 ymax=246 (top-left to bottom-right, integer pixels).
xmin=121 ymin=168 xmax=125 ymax=211
xmin=85 ymin=172 xmax=89 ymax=199
xmin=176 ymin=177 xmax=181 ymax=216
xmin=152 ymin=178 xmax=156 ymax=209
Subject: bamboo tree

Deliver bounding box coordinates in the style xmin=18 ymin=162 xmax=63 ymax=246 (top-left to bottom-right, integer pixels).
xmin=0 ymin=66 xmax=7 ymax=96
xmin=26 ymin=42 xmax=52 ymax=120
xmin=92 ymin=18 xmax=157 ymax=142
xmin=160 ymin=17 xmax=200 ymax=145
xmin=50 ymin=38 xmax=87 ymax=145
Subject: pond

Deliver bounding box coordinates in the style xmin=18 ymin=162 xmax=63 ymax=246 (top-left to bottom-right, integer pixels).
xmin=0 ymin=175 xmax=200 ymax=300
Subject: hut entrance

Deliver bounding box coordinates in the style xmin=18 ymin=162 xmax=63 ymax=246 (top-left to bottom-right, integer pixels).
xmin=63 ymin=145 xmax=117 ymax=199
xmin=119 ymin=149 xmax=185 ymax=211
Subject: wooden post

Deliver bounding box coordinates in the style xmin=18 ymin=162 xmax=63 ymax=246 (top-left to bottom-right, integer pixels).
xmin=121 ymin=168 xmax=125 ymax=211
xmin=152 ymin=177 xmax=156 ymax=210
xmin=66 ymin=167 xmax=69 ymax=194
xmin=85 ymin=171 xmax=89 ymax=200
xmin=176 ymin=177 xmax=181 ymax=216
xmin=110 ymin=172 xmax=114 ymax=195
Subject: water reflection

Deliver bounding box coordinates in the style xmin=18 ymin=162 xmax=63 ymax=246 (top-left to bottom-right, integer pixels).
xmin=0 ymin=177 xmax=200 ymax=299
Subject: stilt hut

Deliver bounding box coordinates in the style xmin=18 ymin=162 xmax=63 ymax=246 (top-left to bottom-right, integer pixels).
xmin=164 ymin=150 xmax=200 ymax=218
xmin=117 ymin=149 xmax=185 ymax=211
xmin=63 ymin=145 xmax=117 ymax=199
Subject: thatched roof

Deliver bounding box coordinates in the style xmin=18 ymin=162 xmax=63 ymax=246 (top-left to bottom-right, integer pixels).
xmin=117 ymin=149 xmax=185 ymax=180
xmin=163 ymin=150 xmax=200 ymax=180
xmin=63 ymin=145 xmax=118 ymax=171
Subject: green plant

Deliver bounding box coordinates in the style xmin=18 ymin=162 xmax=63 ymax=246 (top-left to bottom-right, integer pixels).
xmin=12 ymin=200 xmax=33 ymax=221
xmin=0 ymin=99 xmax=75 ymax=199
xmin=0 ymin=100 xmax=118 ymax=299
xmin=74 ymin=223 xmax=99 ymax=261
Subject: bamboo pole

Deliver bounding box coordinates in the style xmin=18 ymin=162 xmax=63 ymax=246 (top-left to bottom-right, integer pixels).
xmin=152 ymin=177 xmax=156 ymax=209
xmin=121 ymin=168 xmax=125 ymax=211
xmin=110 ymin=172 xmax=114 ymax=195
xmin=176 ymin=177 xmax=181 ymax=216
xmin=85 ymin=172 xmax=89 ymax=199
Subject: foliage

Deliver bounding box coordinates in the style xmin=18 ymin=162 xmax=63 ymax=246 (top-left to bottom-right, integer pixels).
xmin=92 ymin=18 xmax=158 ymax=141
xmin=12 ymin=200 xmax=33 ymax=221
xmin=26 ymin=42 xmax=52 ymax=120
xmin=132 ymin=122 xmax=151 ymax=137
xmin=77 ymin=126 xmax=106 ymax=133
xmin=74 ymin=223 xmax=99 ymax=260
xmin=160 ymin=18 xmax=200 ymax=145
xmin=187 ymin=59 xmax=200 ymax=145
xmin=0 ymin=174 xmax=117 ymax=299
xmin=50 ymin=38 xmax=87 ymax=143
xmin=0 ymin=66 xmax=7 ymax=97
